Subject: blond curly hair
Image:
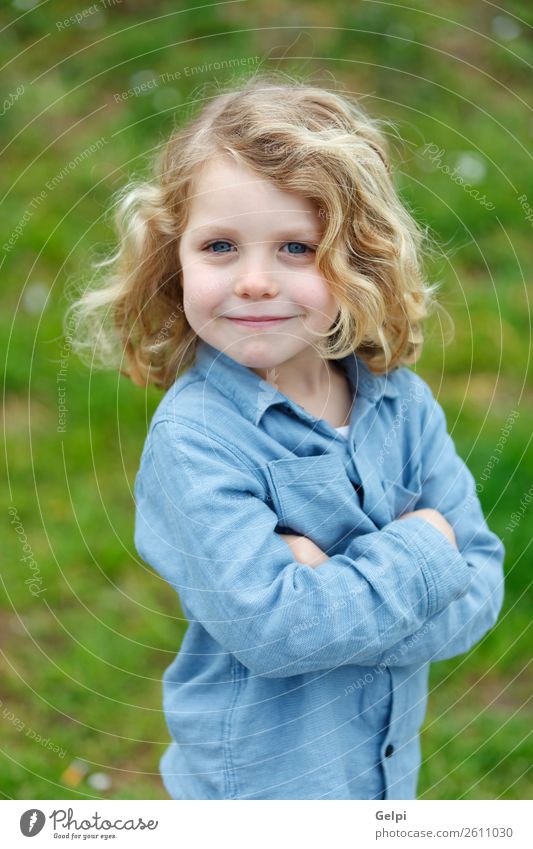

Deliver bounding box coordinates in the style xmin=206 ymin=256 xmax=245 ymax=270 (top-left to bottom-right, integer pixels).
xmin=67 ymin=71 xmax=440 ymax=389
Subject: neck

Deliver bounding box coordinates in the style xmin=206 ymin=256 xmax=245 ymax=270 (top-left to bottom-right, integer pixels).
xmin=252 ymin=352 xmax=338 ymax=397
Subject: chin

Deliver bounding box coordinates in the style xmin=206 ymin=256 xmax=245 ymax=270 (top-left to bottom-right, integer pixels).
xmin=237 ymin=352 xmax=279 ymax=370
xmin=229 ymin=338 xmax=290 ymax=369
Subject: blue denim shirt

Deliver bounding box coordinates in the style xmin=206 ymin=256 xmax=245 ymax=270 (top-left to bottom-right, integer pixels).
xmin=134 ymin=339 xmax=505 ymax=800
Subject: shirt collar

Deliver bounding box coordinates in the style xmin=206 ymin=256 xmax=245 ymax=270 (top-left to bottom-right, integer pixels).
xmin=191 ymin=339 xmax=399 ymax=426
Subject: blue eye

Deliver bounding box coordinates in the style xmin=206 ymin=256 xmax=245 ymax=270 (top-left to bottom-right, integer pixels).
xmin=284 ymin=242 xmax=313 ymax=255
xmin=205 ymin=240 xmax=234 ymax=253
xmin=203 ymin=240 xmax=314 ymax=255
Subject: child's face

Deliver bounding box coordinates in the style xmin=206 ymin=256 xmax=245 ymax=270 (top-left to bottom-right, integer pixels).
xmin=178 ymin=155 xmax=340 ymax=374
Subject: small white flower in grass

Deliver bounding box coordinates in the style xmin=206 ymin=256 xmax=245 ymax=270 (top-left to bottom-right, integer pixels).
xmin=454 ymin=152 xmax=487 ymax=184
xmin=87 ymin=772 xmax=112 ymax=791
xmin=491 ymin=16 xmax=522 ymax=41
xmin=22 ymin=283 xmax=49 ymax=315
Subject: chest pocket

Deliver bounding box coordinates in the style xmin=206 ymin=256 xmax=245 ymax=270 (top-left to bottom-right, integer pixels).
xmin=265 ymin=453 xmax=376 ymax=554
xmin=382 ymin=468 xmax=422 ymax=520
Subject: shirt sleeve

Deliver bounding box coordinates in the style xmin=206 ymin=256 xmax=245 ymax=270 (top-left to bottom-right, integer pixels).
xmin=134 ymin=415 xmax=474 ymax=679
xmin=371 ymin=377 xmax=505 ymax=667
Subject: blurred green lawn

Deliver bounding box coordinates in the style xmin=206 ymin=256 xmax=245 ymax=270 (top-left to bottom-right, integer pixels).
xmin=1 ymin=0 xmax=531 ymax=799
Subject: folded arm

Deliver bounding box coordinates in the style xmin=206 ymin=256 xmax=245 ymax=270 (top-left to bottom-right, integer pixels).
xmin=306 ymin=378 xmax=505 ymax=668
xmin=134 ymin=415 xmax=474 ymax=678
xmin=373 ymin=380 xmax=505 ymax=665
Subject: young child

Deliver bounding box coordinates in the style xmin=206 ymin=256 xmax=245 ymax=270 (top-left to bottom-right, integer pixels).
xmin=70 ymin=73 xmax=505 ymax=800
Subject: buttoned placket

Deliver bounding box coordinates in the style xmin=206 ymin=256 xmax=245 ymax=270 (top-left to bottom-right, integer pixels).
xmin=380 ymin=665 xmax=418 ymax=800
xmin=274 ymin=377 xmax=401 ymax=799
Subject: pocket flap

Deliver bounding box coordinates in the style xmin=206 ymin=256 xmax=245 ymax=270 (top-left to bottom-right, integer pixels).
xmin=266 ymin=453 xmax=371 ymax=550
xmin=382 ymin=475 xmax=422 ymax=519
xmin=267 ymin=453 xmax=346 ymax=489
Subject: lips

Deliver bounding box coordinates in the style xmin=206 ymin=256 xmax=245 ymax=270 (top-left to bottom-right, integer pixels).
xmin=226 ymin=316 xmax=297 ymax=329
xmin=229 ymin=315 xmax=295 ymax=321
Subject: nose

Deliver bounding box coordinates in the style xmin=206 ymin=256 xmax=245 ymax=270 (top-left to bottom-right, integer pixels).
xmin=233 ymin=256 xmax=279 ymax=299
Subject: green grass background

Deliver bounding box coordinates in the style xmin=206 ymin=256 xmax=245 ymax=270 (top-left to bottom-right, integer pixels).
xmin=1 ymin=0 xmax=531 ymax=799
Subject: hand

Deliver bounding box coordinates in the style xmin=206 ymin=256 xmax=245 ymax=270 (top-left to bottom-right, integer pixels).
xmin=397 ymin=508 xmax=458 ymax=549
xmin=278 ymin=533 xmax=329 ymax=568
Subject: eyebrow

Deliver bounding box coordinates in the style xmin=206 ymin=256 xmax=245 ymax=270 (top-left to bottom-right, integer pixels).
xmin=191 ymin=225 xmax=323 ymax=241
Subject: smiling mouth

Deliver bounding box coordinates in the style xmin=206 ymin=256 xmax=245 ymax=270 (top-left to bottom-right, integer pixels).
xmin=226 ymin=316 xmax=298 ymax=328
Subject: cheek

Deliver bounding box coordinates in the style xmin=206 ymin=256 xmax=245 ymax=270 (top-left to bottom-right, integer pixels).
xmin=181 ymin=264 xmax=223 ymax=316
xmin=293 ymin=273 xmax=338 ymax=321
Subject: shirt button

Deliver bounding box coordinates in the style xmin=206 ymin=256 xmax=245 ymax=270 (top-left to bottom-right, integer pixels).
xmin=385 ymin=743 xmax=394 ymax=757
